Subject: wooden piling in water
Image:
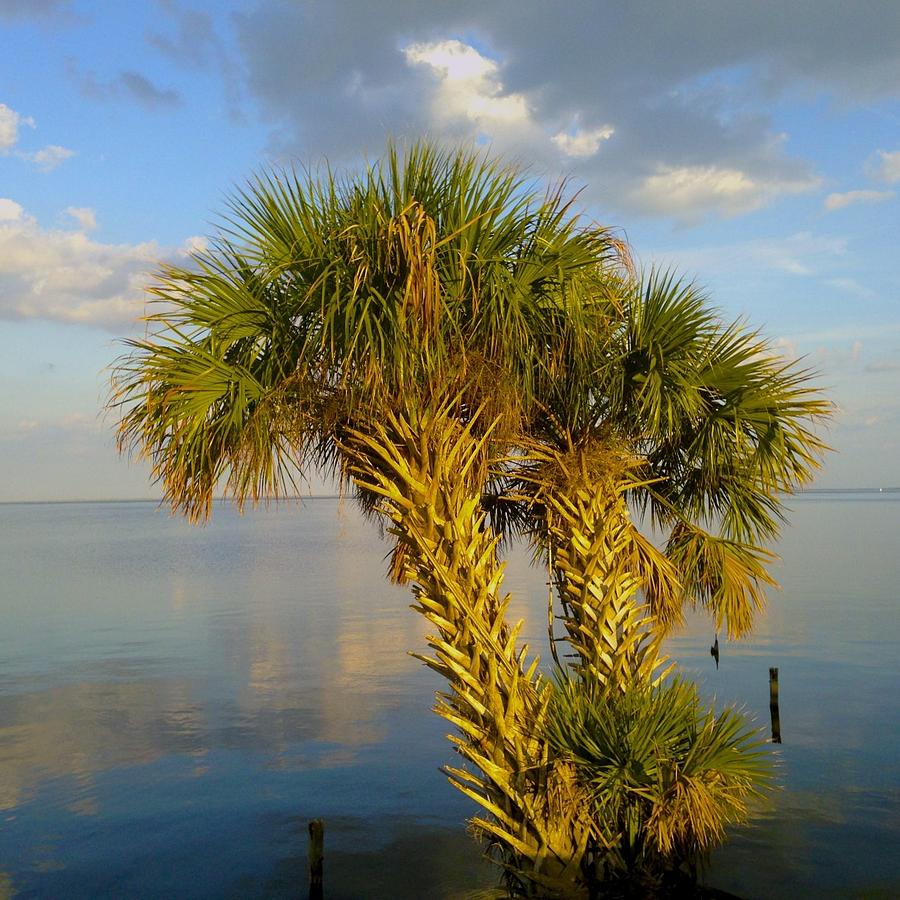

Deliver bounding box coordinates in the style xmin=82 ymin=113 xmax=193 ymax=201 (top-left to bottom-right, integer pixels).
xmin=769 ymin=667 xmax=782 ymax=744
xmin=308 ymin=818 xmax=324 ymax=900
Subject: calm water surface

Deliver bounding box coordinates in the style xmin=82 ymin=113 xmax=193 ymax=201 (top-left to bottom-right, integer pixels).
xmin=1 ymin=495 xmax=898 ymax=898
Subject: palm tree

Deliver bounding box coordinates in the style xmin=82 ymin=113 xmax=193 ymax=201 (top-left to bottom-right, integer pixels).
xmin=113 ymin=143 xmax=627 ymax=892
xmin=112 ymin=142 xmax=828 ymax=896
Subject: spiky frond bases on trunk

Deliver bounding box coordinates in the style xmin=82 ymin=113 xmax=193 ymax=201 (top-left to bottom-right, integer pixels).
xmin=544 ymin=484 xmax=667 ymax=690
xmin=506 ymin=436 xmax=680 ymax=666
xmin=508 ymin=434 xmax=776 ymax=641
xmin=341 ymin=403 xmax=593 ymax=898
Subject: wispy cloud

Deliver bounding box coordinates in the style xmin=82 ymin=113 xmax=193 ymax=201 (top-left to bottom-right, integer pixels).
xmin=18 ymin=144 xmax=75 ymax=171
xmin=866 ymin=358 xmax=900 ymax=372
xmin=148 ymin=0 xmax=245 ymax=121
xmin=68 ymin=62 xmax=182 ymax=110
xmin=0 ymin=0 xmax=72 ymax=21
xmin=825 ymin=277 xmax=877 ymax=300
xmin=64 ymin=206 xmax=96 ymax=231
xmin=824 ymin=189 xmax=894 ymax=211
xmin=872 ymin=149 xmax=900 ymax=183
xmin=656 ymin=231 xmax=847 ymax=279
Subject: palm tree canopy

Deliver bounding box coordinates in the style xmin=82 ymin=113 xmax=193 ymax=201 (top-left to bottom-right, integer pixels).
xmin=111 ymin=141 xmax=830 ymax=633
xmin=113 ymin=142 xmax=631 ymax=520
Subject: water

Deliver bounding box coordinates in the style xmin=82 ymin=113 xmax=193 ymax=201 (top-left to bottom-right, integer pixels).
xmin=0 ymin=495 xmax=898 ymax=898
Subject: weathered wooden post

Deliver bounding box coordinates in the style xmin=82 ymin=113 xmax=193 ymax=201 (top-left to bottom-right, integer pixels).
xmin=308 ymin=818 xmax=324 ymax=900
xmin=769 ymin=667 xmax=782 ymax=743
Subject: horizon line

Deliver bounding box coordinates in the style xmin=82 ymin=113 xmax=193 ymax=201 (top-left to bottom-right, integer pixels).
xmin=2 ymin=487 xmax=900 ymax=506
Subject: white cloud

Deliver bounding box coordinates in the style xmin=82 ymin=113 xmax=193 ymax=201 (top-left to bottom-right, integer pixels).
xmin=824 ymin=189 xmax=894 ymax=211
xmin=64 ymin=206 xmax=96 ymax=231
xmin=0 ymin=102 xmax=35 ymax=152
xmin=403 ymin=39 xmax=531 ymax=130
xmin=873 ymin=150 xmax=900 ymax=183
xmin=19 ymin=144 xmax=75 ymax=171
xmin=629 ymin=164 xmax=818 ymax=222
xmin=0 ymin=197 xmax=24 ymax=221
xmin=0 ymin=198 xmax=164 ymax=329
xmin=0 ymin=102 xmax=73 ymax=170
xmin=401 ymin=39 xmax=622 ymax=168
xmin=180 ymin=235 xmax=208 ymax=255
xmin=552 ymin=123 xmax=615 ymax=159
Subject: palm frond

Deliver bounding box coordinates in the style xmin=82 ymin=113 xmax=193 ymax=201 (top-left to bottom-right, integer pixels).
xmin=546 ymin=673 xmax=773 ymax=873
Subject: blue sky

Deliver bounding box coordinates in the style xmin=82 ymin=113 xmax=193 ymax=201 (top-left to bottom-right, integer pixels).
xmin=1 ymin=0 xmax=898 ymax=500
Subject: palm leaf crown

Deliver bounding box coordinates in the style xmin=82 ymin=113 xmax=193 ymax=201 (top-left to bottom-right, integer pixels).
xmin=115 ymin=144 xmax=627 ymax=513
xmin=112 ymin=141 xmax=829 ymax=632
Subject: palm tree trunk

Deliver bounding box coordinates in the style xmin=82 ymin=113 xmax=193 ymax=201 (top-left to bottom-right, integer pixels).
xmin=343 ymin=404 xmax=591 ymax=897
xmin=542 ymin=476 xmax=665 ymax=690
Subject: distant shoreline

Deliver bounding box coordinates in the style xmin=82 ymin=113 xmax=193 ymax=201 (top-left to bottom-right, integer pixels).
xmin=2 ymin=488 xmax=899 ymax=506
xmin=794 ymin=486 xmax=900 ymax=494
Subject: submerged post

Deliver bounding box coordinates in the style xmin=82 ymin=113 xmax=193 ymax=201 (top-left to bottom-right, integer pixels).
xmin=769 ymin=667 xmax=782 ymax=743
xmin=308 ymin=818 xmax=324 ymax=900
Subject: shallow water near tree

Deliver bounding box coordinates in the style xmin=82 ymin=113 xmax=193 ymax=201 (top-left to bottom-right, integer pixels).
xmin=1 ymin=494 xmax=898 ymax=898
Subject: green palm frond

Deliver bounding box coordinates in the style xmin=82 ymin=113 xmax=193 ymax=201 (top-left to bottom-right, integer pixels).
xmin=664 ymin=523 xmax=777 ymax=638
xmin=546 ymin=673 xmax=772 ymax=874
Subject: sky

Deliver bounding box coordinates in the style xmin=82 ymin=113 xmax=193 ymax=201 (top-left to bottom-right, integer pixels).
xmin=1 ymin=0 xmax=898 ymax=501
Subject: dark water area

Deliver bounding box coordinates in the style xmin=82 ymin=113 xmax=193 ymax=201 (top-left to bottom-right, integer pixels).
xmin=0 ymin=495 xmax=898 ymax=898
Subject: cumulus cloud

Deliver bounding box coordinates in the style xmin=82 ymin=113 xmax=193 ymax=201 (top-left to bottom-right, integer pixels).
xmin=825 ymin=189 xmax=894 ymax=211
xmin=552 ymin=123 xmax=615 ymax=159
xmin=397 ymin=39 xmax=629 ymax=175
xmin=0 ymin=102 xmax=74 ymax=170
xmin=629 ymin=164 xmax=817 ymax=223
xmin=0 ymin=102 xmax=35 ymax=151
xmin=0 ymin=198 xmax=24 ymax=221
xmin=404 ymin=40 xmax=530 ymax=131
xmin=232 ymin=1 xmax=845 ymax=222
xmin=0 ymin=198 xmax=195 ymax=329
